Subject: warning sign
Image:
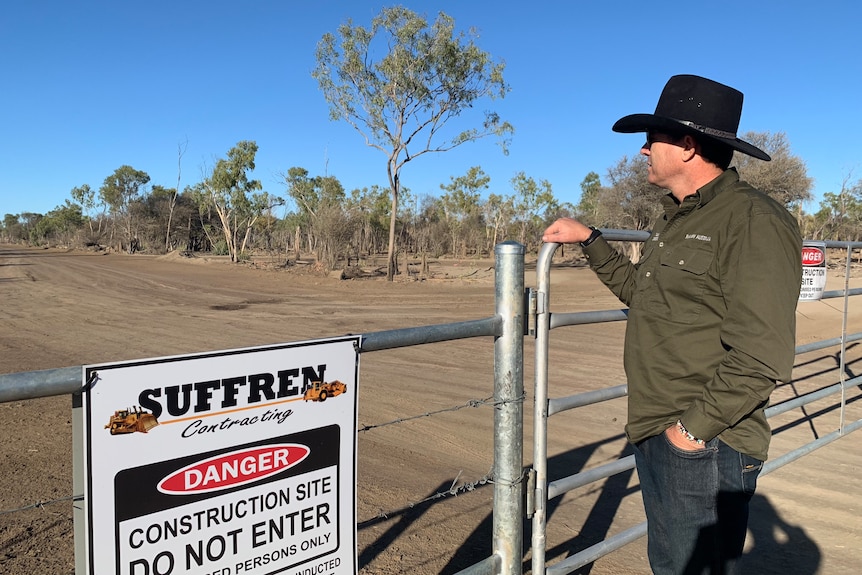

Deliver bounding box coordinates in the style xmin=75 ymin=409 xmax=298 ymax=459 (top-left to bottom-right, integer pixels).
xmin=82 ymin=336 xmax=360 ymax=575
xmin=799 ymin=241 xmax=827 ymax=301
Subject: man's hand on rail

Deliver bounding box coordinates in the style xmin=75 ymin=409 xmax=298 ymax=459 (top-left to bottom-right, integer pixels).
xmin=542 ymin=218 xmax=593 ymax=244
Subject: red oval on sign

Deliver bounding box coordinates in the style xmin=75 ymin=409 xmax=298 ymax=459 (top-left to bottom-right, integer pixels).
xmin=801 ymin=247 xmax=824 ymax=266
xmin=157 ymin=444 xmax=310 ymax=495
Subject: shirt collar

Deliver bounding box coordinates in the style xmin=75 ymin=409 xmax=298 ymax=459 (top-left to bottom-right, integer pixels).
xmin=660 ymin=168 xmax=739 ymax=214
xmin=696 ymin=167 xmax=739 ymax=206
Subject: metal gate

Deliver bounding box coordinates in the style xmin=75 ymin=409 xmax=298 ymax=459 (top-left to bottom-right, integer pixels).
xmin=529 ymin=233 xmax=862 ymax=575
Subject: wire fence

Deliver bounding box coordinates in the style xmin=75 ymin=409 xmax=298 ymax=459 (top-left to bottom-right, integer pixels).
xmin=0 ymin=393 xmax=517 ymax=528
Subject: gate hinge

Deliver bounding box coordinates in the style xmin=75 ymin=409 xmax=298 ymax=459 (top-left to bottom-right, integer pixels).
xmin=524 ymin=288 xmax=538 ymax=337
xmin=525 ymin=467 xmax=537 ymax=518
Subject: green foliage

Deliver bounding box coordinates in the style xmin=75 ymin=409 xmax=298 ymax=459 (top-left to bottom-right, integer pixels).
xmin=577 ymin=172 xmax=604 ymax=224
xmin=69 ymin=182 xmax=110 ymax=242
xmin=440 ymin=167 xmax=488 ymax=220
xmin=196 ymin=141 xmax=284 ymax=262
xmin=70 ymin=184 xmax=95 ymax=212
xmin=98 ymin=165 xmax=151 ymax=252
xmin=811 ymin=175 xmax=862 ymax=240
xmin=212 ymin=239 xmax=230 ymax=256
xmin=313 ymin=5 xmax=512 ymax=278
xmin=150 ymin=184 xmax=176 ymax=200
xmin=439 ymin=166 xmax=489 ymax=255
xmin=314 ymin=7 xmax=512 ymax=155
xmin=483 ymin=192 xmax=515 ymax=249
xmin=28 ymin=201 xmax=84 ymax=246
xmin=2 ymin=214 xmax=26 ymax=242
xmin=510 ymin=171 xmax=555 ymax=248
xmin=285 ymin=167 xmax=346 ymax=219
xmin=348 ymin=185 xmax=390 ymax=229
xmin=100 ymin=166 xmax=150 ymax=213
xmin=283 ymin=167 xmax=362 ymax=270
xmin=345 ymin=185 xmax=391 ymax=256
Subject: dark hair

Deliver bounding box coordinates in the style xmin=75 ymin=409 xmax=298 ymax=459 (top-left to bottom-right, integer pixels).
xmin=653 ymin=130 xmax=734 ymax=170
xmin=694 ymin=135 xmax=734 ymax=170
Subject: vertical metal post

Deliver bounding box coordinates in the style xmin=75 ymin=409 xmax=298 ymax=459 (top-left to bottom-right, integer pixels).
xmin=493 ymin=241 xmax=525 ymax=575
xmin=840 ymin=246 xmax=852 ymax=432
xmin=531 ymin=242 xmax=557 ymax=574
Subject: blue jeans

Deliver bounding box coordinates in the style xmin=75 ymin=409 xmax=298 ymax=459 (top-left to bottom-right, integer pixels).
xmin=632 ymin=432 xmax=762 ymax=574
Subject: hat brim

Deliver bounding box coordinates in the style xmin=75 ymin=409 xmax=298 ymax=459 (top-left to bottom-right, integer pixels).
xmin=613 ymin=113 xmax=771 ymax=161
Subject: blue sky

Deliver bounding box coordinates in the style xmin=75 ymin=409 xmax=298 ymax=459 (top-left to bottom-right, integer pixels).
xmin=2 ymin=1 xmax=861 ymax=219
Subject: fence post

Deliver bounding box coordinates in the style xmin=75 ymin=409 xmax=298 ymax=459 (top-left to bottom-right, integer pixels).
xmin=493 ymin=241 xmax=525 ymax=575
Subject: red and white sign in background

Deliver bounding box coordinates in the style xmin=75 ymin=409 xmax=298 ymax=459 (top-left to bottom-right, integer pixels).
xmin=800 ymin=241 xmax=827 ymax=301
xmin=83 ymin=336 xmax=360 ymax=575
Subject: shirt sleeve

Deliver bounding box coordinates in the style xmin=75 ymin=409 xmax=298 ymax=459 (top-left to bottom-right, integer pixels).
xmin=583 ymin=237 xmax=639 ymax=307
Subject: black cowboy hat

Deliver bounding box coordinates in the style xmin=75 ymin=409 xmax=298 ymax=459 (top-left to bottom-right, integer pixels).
xmin=612 ymin=74 xmax=771 ymax=161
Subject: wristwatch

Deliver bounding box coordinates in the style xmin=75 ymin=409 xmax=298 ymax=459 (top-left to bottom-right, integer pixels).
xmin=580 ymin=226 xmax=602 ymax=247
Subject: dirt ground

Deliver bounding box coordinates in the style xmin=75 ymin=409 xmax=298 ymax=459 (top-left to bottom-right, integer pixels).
xmin=0 ymin=244 xmax=860 ymax=575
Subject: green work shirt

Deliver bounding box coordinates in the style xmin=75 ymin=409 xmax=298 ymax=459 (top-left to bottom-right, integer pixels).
xmin=583 ymin=169 xmax=802 ymax=461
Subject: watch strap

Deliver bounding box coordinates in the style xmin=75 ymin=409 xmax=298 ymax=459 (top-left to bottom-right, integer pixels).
xmin=580 ymin=227 xmax=602 ymax=247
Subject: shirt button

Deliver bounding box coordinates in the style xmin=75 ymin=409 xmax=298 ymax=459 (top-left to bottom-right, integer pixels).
xmin=658 ymin=242 xmax=664 ymax=247
xmin=678 ymin=260 xmax=685 ymax=265
xmin=645 ymin=271 xmax=651 ymax=277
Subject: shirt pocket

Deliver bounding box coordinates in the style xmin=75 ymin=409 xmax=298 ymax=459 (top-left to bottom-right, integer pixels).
xmin=647 ymin=244 xmax=715 ymax=323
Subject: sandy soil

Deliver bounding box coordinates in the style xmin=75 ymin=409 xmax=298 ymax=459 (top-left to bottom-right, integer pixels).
xmin=0 ymin=244 xmax=860 ymax=575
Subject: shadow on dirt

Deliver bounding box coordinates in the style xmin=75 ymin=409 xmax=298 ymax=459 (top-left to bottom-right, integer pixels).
xmin=358 ymin=427 xmax=825 ymax=574
xmin=442 ymin=441 xmax=820 ymax=574
xmin=740 ymin=494 xmax=821 ymax=575
xmin=357 ymin=480 xmax=457 ymax=568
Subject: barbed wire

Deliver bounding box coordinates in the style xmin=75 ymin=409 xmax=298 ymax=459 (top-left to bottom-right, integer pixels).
xmin=358 ymin=466 xmax=531 ymax=528
xmin=1 ymin=395 xmax=525 ymax=522
xmin=4 ymin=478 xmax=495 ymax=534
xmin=358 ymin=469 xmax=494 ymax=528
xmin=4 ymin=469 xmax=526 ymax=531
xmin=411 ymin=469 xmax=493 ymax=505
xmin=0 ymin=494 xmax=82 ymax=518
xmin=358 ymin=393 xmax=526 ymax=433
xmin=356 ymin=391 xmax=527 ymax=522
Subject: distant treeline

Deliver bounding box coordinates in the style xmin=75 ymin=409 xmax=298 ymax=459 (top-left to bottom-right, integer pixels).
xmin=3 ymin=133 xmax=856 ymax=272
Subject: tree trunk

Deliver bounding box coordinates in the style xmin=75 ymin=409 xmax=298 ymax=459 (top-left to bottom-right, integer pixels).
xmin=164 ymin=194 xmax=176 ymax=253
xmin=386 ymin=184 xmax=399 ymax=281
xmin=166 ymin=141 xmax=185 ymax=253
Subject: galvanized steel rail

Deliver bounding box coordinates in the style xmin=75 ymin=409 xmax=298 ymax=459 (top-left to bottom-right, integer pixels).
xmin=0 ymin=319 xmax=502 ymax=402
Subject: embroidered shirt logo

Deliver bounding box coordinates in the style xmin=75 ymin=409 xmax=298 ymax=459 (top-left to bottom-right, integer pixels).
xmin=685 ymin=234 xmax=712 ymax=242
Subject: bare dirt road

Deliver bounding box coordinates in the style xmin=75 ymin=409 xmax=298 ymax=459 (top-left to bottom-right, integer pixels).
xmin=1 ymin=245 xmax=860 ymax=574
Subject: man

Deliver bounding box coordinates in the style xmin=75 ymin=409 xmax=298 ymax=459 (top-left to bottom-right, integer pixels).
xmin=542 ymin=75 xmax=802 ymax=574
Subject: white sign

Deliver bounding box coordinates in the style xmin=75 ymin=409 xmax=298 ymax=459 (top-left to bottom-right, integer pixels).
xmin=82 ymin=337 xmax=360 ymax=575
xmin=800 ymin=241 xmax=827 ymax=301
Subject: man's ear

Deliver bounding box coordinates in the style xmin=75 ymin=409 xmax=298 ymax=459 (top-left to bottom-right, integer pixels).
xmin=680 ymin=134 xmax=698 ymax=162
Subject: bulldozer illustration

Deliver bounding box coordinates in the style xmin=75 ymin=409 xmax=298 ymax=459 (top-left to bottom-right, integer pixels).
xmin=104 ymin=406 xmax=159 ymax=435
xmin=303 ymin=380 xmax=347 ymax=402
